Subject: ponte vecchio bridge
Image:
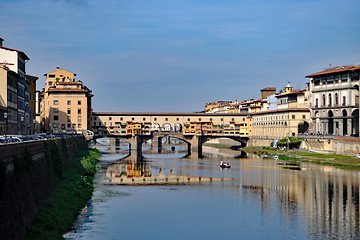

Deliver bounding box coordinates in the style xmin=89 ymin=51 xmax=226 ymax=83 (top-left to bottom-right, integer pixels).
xmin=91 ymin=112 xmax=251 ymax=157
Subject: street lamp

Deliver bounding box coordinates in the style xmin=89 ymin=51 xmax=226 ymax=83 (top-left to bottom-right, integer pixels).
xmin=4 ymin=112 xmax=8 ymax=140
xmin=33 ymin=119 xmax=36 ymax=134
xmin=21 ymin=116 xmax=24 ymax=135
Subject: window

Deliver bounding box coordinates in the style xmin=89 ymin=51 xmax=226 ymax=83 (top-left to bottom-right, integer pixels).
xmin=132 ymin=117 xmax=134 ymax=121
xmin=67 ymin=123 xmax=71 ymax=128
xmin=72 ymin=124 xmax=76 ymax=128
xmin=67 ymin=100 xmax=71 ymax=105
xmin=232 ymin=118 xmax=234 ymax=121
xmin=165 ymin=118 xmax=168 ymax=121
xmin=221 ymin=118 xmax=223 ymax=121
xmin=302 ymin=115 xmax=306 ymax=119
xmin=78 ymin=116 xmax=81 ymax=122
xmin=48 ymin=74 xmax=55 ymax=78
xmin=343 ymin=96 xmax=346 ymax=106
xmin=176 ymin=118 xmax=179 ymax=121
xmin=78 ymin=123 xmax=82 ymax=128
xmin=78 ymin=108 xmax=81 ymax=114
xmin=154 ymin=118 xmax=157 ymax=121
xmin=54 ymin=100 xmax=59 ymax=105
xmin=67 ymin=116 xmax=71 ymax=122
xmin=187 ymin=118 xmax=190 ymax=121
xmin=322 ymin=94 xmax=326 ymax=107
xmin=54 ymin=116 xmax=59 ymax=121
xmin=292 ymin=115 xmax=295 ymax=119
xmin=48 ymin=81 xmax=53 ymax=86
xmin=120 ymin=117 xmax=123 ymax=121
xmin=341 ymin=74 xmax=348 ymax=82
xmin=315 ymin=99 xmax=318 ymax=108
xmin=143 ymin=118 xmax=146 ymax=121
xmin=351 ymin=72 xmax=359 ymax=81
xmin=78 ymin=100 xmax=81 ymax=105
xmin=199 ymin=118 xmax=201 ymax=121
xmin=109 ymin=117 xmax=112 ymax=120
xmin=53 ymin=108 xmax=59 ymax=113
xmin=53 ymin=123 xmax=59 ymax=128
xmin=335 ymin=93 xmax=339 ymax=106
xmin=328 ymin=94 xmax=332 ymax=107
xmin=67 ymin=108 xmax=71 ymax=114
xmin=210 ymin=118 xmax=212 ymax=121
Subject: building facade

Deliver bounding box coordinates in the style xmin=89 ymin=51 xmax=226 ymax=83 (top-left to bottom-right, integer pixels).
xmin=306 ymin=65 xmax=360 ymax=136
xmin=91 ymin=112 xmax=251 ymax=137
xmin=0 ymin=38 xmax=34 ymax=135
xmin=40 ymin=67 xmax=93 ymax=134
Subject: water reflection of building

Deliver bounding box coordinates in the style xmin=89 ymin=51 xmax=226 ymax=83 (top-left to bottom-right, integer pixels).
xmin=104 ymin=158 xmax=224 ymax=185
xmin=253 ymin=163 xmax=360 ymax=239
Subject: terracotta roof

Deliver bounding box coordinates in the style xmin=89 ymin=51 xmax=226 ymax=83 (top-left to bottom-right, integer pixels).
xmin=306 ymin=65 xmax=360 ymax=78
xmin=276 ymin=90 xmax=306 ymax=97
xmin=251 ymin=108 xmax=310 ymax=115
xmin=0 ymin=46 xmax=30 ymax=60
xmin=261 ymin=87 xmax=276 ymax=91
xmin=47 ymin=88 xmax=88 ymax=93
xmin=58 ymin=82 xmax=82 ymax=85
xmin=0 ymin=65 xmax=19 ymax=76
xmin=26 ymin=74 xmax=39 ymax=80
xmin=93 ymin=112 xmax=249 ymax=116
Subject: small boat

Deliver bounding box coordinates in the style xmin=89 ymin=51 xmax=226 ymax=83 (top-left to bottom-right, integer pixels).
xmin=220 ymin=162 xmax=231 ymax=168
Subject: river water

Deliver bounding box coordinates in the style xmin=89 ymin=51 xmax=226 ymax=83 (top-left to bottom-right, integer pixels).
xmin=64 ymin=142 xmax=360 ymax=240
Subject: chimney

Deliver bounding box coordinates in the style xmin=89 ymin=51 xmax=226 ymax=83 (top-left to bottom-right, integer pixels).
xmin=0 ymin=38 xmax=4 ymax=47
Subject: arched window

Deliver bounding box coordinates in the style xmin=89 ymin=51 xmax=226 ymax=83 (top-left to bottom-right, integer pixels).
xmin=335 ymin=93 xmax=338 ymax=106
xmin=328 ymin=94 xmax=332 ymax=107
xmin=322 ymin=94 xmax=326 ymax=107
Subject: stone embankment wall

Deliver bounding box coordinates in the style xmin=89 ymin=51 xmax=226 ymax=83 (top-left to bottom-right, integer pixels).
xmin=0 ymin=137 xmax=86 ymax=240
xmin=247 ymin=137 xmax=273 ymax=147
xmin=300 ymin=136 xmax=360 ymax=156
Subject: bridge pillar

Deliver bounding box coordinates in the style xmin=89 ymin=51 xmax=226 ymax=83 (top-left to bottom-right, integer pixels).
xmin=115 ymin=138 xmax=120 ymax=146
xmin=157 ymin=137 xmax=162 ymax=153
xmin=129 ymin=135 xmax=143 ymax=155
xmin=110 ymin=138 xmax=116 ymax=146
xmin=189 ymin=135 xmax=207 ymax=158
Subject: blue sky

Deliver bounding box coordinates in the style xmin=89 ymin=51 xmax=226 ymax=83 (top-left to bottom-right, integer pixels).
xmin=1 ymin=0 xmax=359 ymax=112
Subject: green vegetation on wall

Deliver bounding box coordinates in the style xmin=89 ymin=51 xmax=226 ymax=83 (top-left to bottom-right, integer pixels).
xmin=44 ymin=139 xmax=64 ymax=185
xmin=26 ymin=148 xmax=100 ymax=240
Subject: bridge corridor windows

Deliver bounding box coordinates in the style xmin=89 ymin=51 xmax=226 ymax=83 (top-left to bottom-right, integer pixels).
xmin=151 ymin=123 xmax=160 ymax=132
xmin=174 ymin=123 xmax=182 ymax=133
xmin=162 ymin=123 xmax=172 ymax=132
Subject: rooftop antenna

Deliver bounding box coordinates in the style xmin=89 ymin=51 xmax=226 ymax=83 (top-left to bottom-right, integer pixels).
xmin=0 ymin=60 xmax=14 ymax=68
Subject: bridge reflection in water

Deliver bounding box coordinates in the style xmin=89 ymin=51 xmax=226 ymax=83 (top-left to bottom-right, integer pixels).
xmin=102 ymin=151 xmax=229 ymax=185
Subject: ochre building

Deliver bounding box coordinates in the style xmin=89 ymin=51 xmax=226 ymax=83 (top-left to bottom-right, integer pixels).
xmin=40 ymin=67 xmax=93 ymax=134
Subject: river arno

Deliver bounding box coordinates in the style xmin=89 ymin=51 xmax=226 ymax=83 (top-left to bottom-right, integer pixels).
xmin=65 ymin=142 xmax=360 ymax=240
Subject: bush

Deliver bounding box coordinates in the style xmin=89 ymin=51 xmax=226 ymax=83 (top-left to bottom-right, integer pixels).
xmin=277 ymin=137 xmax=302 ymax=149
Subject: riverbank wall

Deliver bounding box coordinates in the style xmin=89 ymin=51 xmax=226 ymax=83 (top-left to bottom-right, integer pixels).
xmin=0 ymin=137 xmax=86 ymax=240
xmin=247 ymin=137 xmax=273 ymax=147
xmin=248 ymin=136 xmax=360 ymax=157
xmin=300 ymin=136 xmax=360 ymax=156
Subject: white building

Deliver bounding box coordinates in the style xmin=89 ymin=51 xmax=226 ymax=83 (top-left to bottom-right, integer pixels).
xmin=306 ymin=65 xmax=360 ymax=136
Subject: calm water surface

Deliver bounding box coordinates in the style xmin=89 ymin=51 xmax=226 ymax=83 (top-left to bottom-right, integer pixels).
xmin=64 ymin=143 xmax=360 ymax=240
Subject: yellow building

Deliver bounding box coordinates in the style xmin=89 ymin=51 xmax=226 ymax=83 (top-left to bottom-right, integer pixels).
xmin=41 ymin=67 xmax=93 ymax=135
xmin=252 ymin=109 xmax=310 ymax=139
